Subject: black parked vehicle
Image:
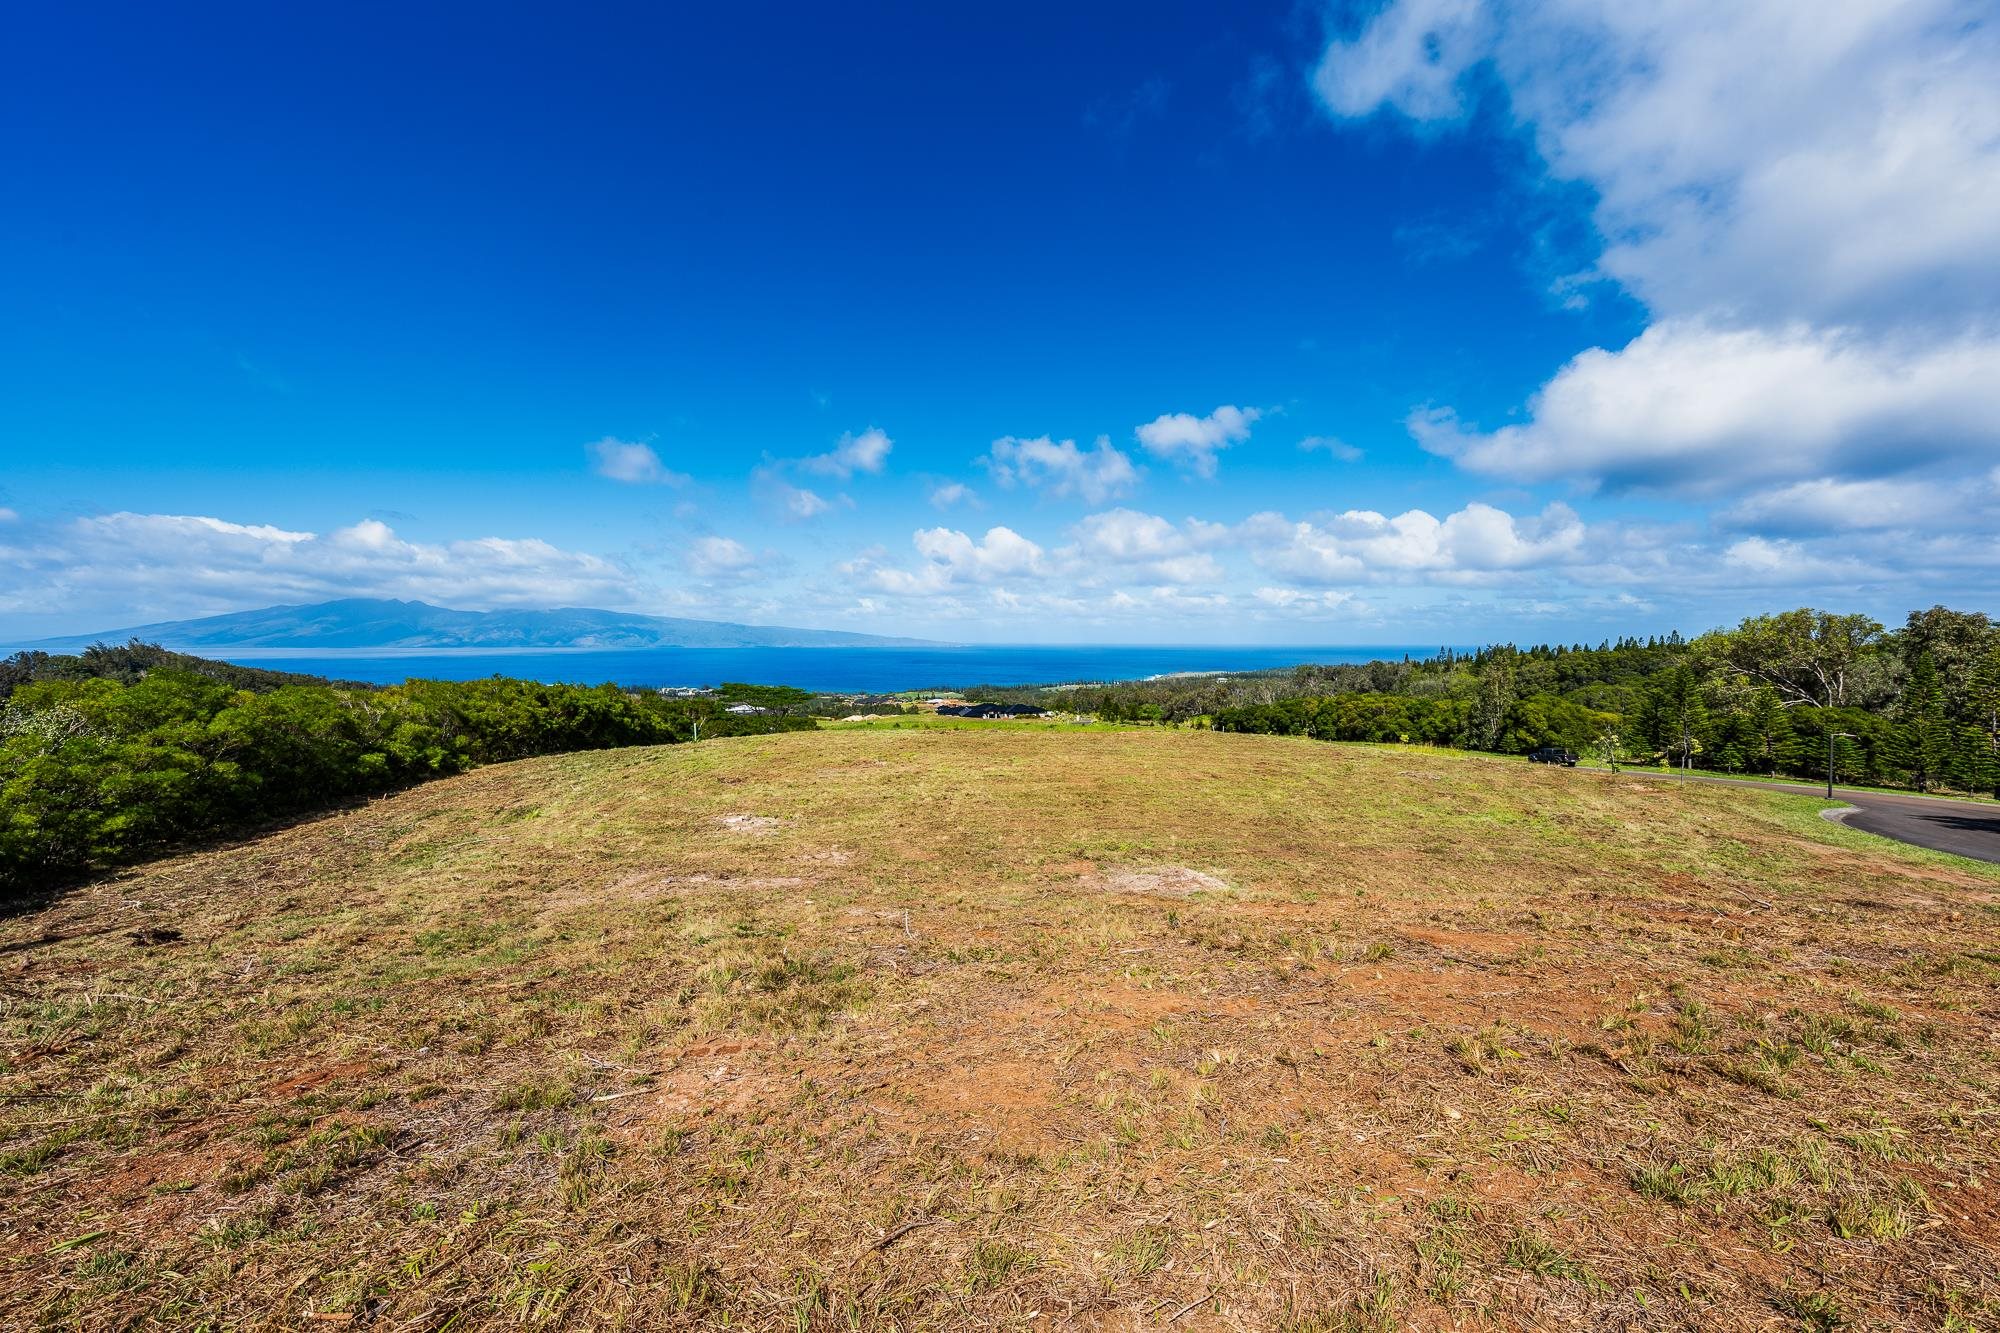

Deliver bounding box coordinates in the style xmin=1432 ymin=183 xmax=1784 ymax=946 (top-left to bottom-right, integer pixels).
xmin=1528 ymin=747 xmax=1579 ymax=766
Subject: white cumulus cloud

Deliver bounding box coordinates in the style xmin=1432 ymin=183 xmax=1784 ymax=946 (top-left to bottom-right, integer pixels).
xmin=1134 ymin=405 xmax=1261 ymax=478
xmin=1314 ymin=0 xmax=1490 ymax=122
xmin=1243 ymin=502 xmax=1585 ymax=585
xmin=1715 ymin=477 xmax=1958 ymax=535
xmin=685 ymin=535 xmax=763 ymax=579
xmin=1300 ymin=436 xmax=1363 ymax=462
xmin=984 ymin=435 xmax=1140 ymax=504
xmin=587 ymin=437 xmax=687 ymax=486
xmin=781 ymin=486 xmax=830 ymax=519
xmin=1254 ymin=587 xmax=1357 ymax=613
xmin=1411 ymin=321 xmax=2000 ymax=496
xmin=752 ymin=466 xmax=835 ymax=521
xmin=802 ymin=427 xmax=893 ymax=478
xmin=1317 ymin=0 xmax=2000 ymax=327
xmin=914 ymin=526 xmax=1045 ymax=581
xmin=1063 ymin=508 xmax=1227 ymax=585
xmin=846 ymin=526 xmax=1047 ymax=597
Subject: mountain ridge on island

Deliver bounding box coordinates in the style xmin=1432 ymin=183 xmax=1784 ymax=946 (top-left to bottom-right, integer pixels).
xmin=13 ymin=598 xmax=945 ymax=654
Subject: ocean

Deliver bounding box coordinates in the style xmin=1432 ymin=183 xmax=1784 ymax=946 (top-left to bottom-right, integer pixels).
xmin=214 ymin=644 xmax=1454 ymax=693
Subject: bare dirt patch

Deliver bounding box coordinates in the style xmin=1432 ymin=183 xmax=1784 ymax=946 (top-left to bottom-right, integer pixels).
xmin=1397 ymin=925 xmax=1531 ymax=958
xmin=900 ymin=1058 xmax=1066 ymax=1151
xmin=603 ymin=1041 xmax=781 ymax=1143
xmin=714 ymin=812 xmax=783 ymax=833
xmin=267 ymin=1059 xmax=373 ymax=1098
xmin=1083 ymin=865 xmax=1230 ymax=897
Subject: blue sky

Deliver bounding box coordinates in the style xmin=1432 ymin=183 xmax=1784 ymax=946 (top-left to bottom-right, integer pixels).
xmin=4 ymin=2 xmax=1996 ymax=645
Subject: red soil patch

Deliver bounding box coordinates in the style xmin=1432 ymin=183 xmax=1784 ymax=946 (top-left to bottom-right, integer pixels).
xmin=267 ymin=1060 xmax=372 ymax=1098
xmin=604 ymin=1038 xmax=777 ymax=1144
xmin=902 ymin=1057 xmax=1065 ymax=1150
xmin=95 ymin=1142 xmax=233 ymax=1204
xmin=1398 ymin=926 xmax=1531 ymax=957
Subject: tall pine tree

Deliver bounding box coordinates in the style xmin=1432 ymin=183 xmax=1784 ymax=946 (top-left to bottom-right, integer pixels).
xmin=1969 ymin=637 xmax=2000 ymax=798
xmin=1952 ymin=725 xmax=1997 ymax=799
xmin=1741 ymin=686 xmax=1792 ymax=774
xmin=1647 ymin=666 xmax=1707 ymax=777
xmin=1892 ymin=652 xmax=1952 ymax=792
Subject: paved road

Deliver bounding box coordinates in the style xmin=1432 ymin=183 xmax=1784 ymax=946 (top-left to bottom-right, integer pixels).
xmin=1584 ymin=768 xmax=2000 ymax=866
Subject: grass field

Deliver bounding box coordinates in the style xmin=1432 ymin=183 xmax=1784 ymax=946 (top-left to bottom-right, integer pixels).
xmin=4 ymin=726 xmax=1999 ymax=1330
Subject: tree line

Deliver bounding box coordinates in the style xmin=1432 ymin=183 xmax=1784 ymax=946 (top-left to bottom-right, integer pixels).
xmin=998 ymin=607 xmax=1996 ymax=797
xmin=0 ymin=644 xmax=812 ymax=904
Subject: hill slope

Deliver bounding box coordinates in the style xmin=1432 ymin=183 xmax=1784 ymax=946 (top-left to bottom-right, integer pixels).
xmin=16 ymin=597 xmax=939 ymax=652
xmin=4 ymin=728 xmax=1998 ymax=1329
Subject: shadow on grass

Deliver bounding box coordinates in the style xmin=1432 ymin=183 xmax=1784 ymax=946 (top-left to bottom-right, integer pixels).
xmin=0 ymin=791 xmax=384 ymax=922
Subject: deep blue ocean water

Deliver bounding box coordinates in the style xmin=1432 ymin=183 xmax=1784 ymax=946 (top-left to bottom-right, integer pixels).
xmin=214 ymin=645 xmax=1454 ymax=693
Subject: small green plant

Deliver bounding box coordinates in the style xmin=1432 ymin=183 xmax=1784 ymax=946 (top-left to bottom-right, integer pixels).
xmin=1504 ymin=1230 xmax=1599 ymax=1287
xmin=1670 ymin=1000 xmax=1715 ymax=1054
xmin=1775 ymin=1288 xmax=1848 ymax=1330
xmin=661 ymin=1262 xmax=720 ymax=1313
xmin=1712 ymin=1058 xmax=1792 ymax=1097
xmin=1446 ymin=1025 xmax=1521 ymax=1074
xmin=559 ymin=1130 xmax=614 ymax=1208
xmin=1416 ymin=1199 xmax=1471 ymax=1302
xmin=0 ymin=1127 xmax=83 ymax=1176
xmin=967 ymin=1239 xmax=1037 ymax=1293
xmin=493 ymin=1075 xmax=575 ymax=1112
xmin=1699 ymin=944 xmax=1760 ymax=970
xmin=1110 ymin=1226 xmax=1170 ymax=1277
xmin=1631 ymin=1162 xmax=1697 ymax=1205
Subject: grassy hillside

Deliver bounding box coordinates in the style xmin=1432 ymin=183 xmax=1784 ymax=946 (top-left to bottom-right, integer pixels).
xmin=4 ymin=727 xmax=1998 ymax=1330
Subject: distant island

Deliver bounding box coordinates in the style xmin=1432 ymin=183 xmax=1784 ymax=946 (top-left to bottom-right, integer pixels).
xmin=15 ymin=597 xmax=942 ymax=654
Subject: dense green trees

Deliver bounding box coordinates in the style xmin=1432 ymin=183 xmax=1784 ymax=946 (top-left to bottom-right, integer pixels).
xmin=0 ymin=639 xmax=369 ymax=697
xmin=1738 ymin=688 xmax=1792 ymax=774
xmin=1197 ymin=605 xmax=1998 ymax=798
xmin=1212 ymin=688 xmax=1609 ymax=754
xmin=1702 ymin=610 xmax=1888 ymax=712
xmin=1636 ymin=667 xmax=1706 ymax=777
xmin=1212 ymin=693 xmax=1468 ymax=745
xmin=1 ymin=656 xmax=813 ymax=902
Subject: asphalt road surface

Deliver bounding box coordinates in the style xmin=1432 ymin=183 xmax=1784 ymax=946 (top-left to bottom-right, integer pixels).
xmin=1588 ymin=769 xmax=2000 ymax=866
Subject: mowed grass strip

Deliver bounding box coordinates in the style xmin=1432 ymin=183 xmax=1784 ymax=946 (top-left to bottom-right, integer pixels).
xmin=2 ymin=726 xmax=1998 ymax=1331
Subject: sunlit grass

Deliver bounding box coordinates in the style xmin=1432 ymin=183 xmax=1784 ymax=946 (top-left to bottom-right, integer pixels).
xmin=3 ymin=727 xmax=1995 ymax=1329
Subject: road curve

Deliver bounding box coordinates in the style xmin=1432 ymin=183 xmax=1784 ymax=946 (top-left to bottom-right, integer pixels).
xmin=1585 ymin=769 xmax=2000 ymax=866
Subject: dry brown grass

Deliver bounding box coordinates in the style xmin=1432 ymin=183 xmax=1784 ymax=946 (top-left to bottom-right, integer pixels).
xmin=3 ymin=726 xmax=1998 ymax=1331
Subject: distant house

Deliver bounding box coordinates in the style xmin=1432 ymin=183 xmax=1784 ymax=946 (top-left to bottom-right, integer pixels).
xmin=659 ymin=686 xmax=714 ymax=698
xmin=724 ymin=702 xmax=771 ymax=715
